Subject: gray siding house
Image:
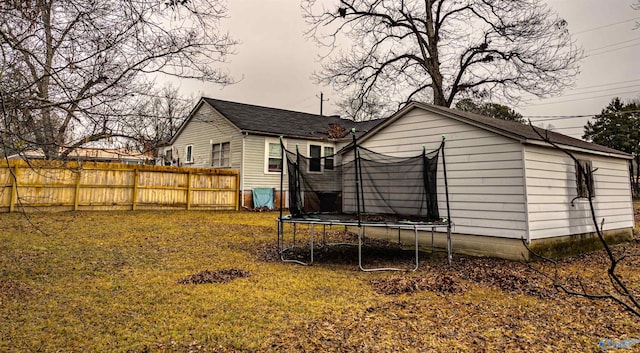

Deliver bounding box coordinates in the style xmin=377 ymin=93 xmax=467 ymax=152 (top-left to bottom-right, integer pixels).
xmin=162 ymin=97 xmax=382 ymax=208
xmin=350 ymin=102 xmax=634 ymax=259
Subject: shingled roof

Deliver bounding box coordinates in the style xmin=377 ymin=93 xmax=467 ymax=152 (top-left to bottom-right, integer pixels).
xmin=201 ymin=98 xmax=384 ymax=140
xmin=361 ymin=102 xmax=631 ymax=159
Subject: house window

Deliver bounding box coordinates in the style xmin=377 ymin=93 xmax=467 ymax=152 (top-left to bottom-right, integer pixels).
xmin=164 ymin=149 xmax=173 ymax=166
xmin=266 ymin=141 xmax=282 ymax=173
xmin=576 ymin=159 xmax=594 ymax=198
xmin=211 ymin=142 xmax=230 ymax=167
xmin=324 ymin=146 xmax=334 ymax=170
xmin=185 ymin=145 xmax=193 ymax=163
xmin=309 ymin=144 xmax=321 ymax=172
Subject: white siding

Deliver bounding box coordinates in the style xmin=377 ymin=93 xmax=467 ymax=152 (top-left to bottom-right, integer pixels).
xmin=242 ymin=135 xmax=340 ymax=190
xmin=355 ymin=108 xmax=528 ymax=238
xmin=243 ymin=135 xmax=285 ymax=189
xmin=525 ymin=145 xmax=634 ymax=239
xmin=169 ymin=104 xmax=242 ymax=170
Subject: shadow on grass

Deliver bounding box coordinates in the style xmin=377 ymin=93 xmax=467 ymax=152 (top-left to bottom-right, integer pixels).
xmin=270 ymin=241 xmax=437 ymax=268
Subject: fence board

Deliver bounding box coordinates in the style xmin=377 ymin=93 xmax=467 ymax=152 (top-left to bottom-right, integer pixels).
xmin=0 ymin=160 xmax=239 ymax=212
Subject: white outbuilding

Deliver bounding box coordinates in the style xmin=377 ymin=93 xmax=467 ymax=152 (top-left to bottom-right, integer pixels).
xmin=353 ymin=102 xmax=635 ymax=260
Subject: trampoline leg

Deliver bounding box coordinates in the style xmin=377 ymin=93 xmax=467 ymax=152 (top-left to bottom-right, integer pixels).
xmin=278 ymin=222 xmax=314 ymax=266
xmin=276 ymin=219 xmax=281 ymax=251
xmin=431 ymin=227 xmax=435 ymax=253
xmin=310 ymin=224 xmax=314 ymax=265
xmin=323 ymin=224 xmax=326 ymax=246
xmin=413 ymin=226 xmax=419 ymax=271
xmin=447 ymin=226 xmax=452 ymax=265
xmin=293 ymin=223 xmax=297 ymax=246
xmin=357 ymin=226 xmax=364 ymax=271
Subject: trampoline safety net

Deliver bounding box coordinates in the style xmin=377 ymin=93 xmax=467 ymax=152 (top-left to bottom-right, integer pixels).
xmin=283 ymin=140 xmax=442 ymax=222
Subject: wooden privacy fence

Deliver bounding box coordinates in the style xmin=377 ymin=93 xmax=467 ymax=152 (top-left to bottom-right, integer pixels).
xmin=0 ymin=160 xmax=239 ymax=212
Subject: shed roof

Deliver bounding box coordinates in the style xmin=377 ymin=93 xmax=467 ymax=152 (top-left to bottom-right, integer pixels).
xmin=200 ymin=98 xmax=384 ymax=140
xmin=360 ymin=102 xmax=631 ymax=159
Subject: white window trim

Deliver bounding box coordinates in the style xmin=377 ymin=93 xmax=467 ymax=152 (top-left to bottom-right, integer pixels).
xmin=264 ymin=138 xmax=285 ymax=174
xmin=185 ymin=145 xmax=194 ymax=164
xmin=211 ymin=141 xmax=231 ymax=168
xmin=306 ymin=142 xmax=335 ymax=173
xmin=575 ymin=159 xmax=595 ymax=199
xmin=324 ymin=145 xmax=335 ymax=171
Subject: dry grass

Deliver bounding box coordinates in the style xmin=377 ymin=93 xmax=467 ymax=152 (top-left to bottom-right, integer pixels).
xmin=1 ymin=209 xmax=639 ymax=352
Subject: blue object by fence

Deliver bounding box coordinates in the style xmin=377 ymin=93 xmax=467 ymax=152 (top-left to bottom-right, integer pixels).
xmin=252 ymin=188 xmax=274 ymax=209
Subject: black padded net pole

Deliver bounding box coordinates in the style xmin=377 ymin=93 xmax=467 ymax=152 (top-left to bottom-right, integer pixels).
xmin=441 ymin=135 xmax=451 ymax=226
xmin=279 ymin=136 xmax=284 ymax=217
xmin=351 ymin=129 xmax=362 ymax=227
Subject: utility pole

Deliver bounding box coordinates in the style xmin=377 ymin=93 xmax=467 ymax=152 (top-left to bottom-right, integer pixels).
xmin=317 ymin=92 xmax=329 ymax=116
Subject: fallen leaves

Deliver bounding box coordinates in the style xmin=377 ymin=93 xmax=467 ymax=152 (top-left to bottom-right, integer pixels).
xmin=177 ymin=269 xmax=251 ymax=285
xmin=370 ymin=273 xmax=466 ymax=295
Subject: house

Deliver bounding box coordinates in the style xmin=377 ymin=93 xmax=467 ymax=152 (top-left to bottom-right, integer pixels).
xmin=7 ymin=148 xmax=153 ymax=165
xmin=161 ymin=97 xmax=384 ymax=208
xmin=347 ymin=102 xmax=635 ymax=260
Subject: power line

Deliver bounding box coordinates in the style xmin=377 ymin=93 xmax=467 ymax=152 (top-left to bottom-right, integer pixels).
xmin=522 ymin=109 xmax=640 ymax=121
xmin=585 ymin=43 xmax=640 ymax=58
xmin=525 ymin=114 xmax=594 ymax=121
xmin=585 ymin=37 xmax=640 ymax=53
xmin=573 ymin=17 xmax=640 ymax=35
xmin=545 ymin=126 xmax=586 ymax=131
xmin=527 ymin=84 xmax=640 ymax=100
xmin=521 ymin=89 xmax=640 ymax=107
xmin=561 ymin=78 xmax=640 ymax=92
xmin=287 ymin=95 xmax=315 ymax=109
xmin=518 ymin=80 xmax=640 ymax=105
xmin=525 ymin=110 xmax=640 ymax=121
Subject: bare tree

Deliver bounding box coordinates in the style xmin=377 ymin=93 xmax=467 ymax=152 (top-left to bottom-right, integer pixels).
xmin=126 ymin=85 xmax=194 ymax=157
xmin=335 ymin=90 xmax=386 ymax=121
xmin=303 ymin=0 xmax=582 ymax=118
xmin=0 ymin=0 xmax=235 ymax=160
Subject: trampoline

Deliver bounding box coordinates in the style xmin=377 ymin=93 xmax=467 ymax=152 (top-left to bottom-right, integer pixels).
xmin=276 ymin=130 xmax=452 ymax=271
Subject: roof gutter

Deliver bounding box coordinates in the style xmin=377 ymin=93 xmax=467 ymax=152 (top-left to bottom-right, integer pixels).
xmin=239 ymin=129 xmax=352 ymax=142
xmin=524 ymin=139 xmax=633 ymax=160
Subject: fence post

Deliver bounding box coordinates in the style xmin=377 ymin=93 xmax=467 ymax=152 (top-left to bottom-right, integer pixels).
xmin=9 ymin=164 xmax=18 ymax=213
xmin=235 ymin=173 xmax=240 ymax=211
xmin=73 ymin=169 xmax=81 ymax=211
xmin=186 ymin=170 xmax=192 ymax=210
xmin=132 ymin=168 xmax=139 ymax=211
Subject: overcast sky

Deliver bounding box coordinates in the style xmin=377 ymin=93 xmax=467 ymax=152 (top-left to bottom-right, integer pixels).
xmin=178 ymin=0 xmax=640 ymax=139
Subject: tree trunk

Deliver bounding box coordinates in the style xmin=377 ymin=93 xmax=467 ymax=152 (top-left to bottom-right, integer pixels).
xmin=425 ymin=0 xmax=447 ymax=107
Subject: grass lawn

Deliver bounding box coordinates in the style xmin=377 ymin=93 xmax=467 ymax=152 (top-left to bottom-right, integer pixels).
xmin=1 ymin=209 xmax=639 ymax=352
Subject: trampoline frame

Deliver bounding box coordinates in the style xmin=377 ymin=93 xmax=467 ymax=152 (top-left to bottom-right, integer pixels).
xmin=277 ymin=215 xmax=452 ymax=271
xmin=276 ymin=132 xmax=453 ymax=271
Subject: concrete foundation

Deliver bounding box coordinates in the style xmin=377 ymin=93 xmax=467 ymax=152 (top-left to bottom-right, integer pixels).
xmin=352 ymin=226 xmax=633 ymax=261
